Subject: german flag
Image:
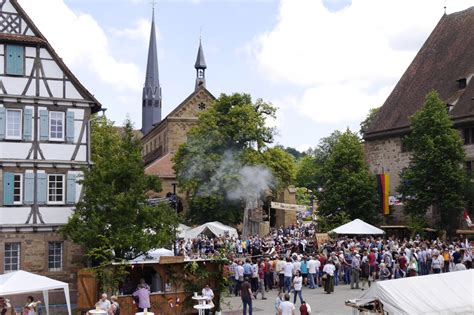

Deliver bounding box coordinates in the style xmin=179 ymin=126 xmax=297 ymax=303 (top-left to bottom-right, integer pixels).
xmin=377 ymin=173 xmax=390 ymax=215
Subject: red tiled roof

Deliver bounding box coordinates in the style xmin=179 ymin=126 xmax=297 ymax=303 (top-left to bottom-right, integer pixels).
xmin=145 ymin=152 xmax=176 ymax=178
xmin=0 ymin=33 xmax=45 ymax=44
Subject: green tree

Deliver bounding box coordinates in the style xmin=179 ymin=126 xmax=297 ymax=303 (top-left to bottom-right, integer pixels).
xmin=62 ymin=117 xmax=178 ymax=264
xmin=360 ymin=107 xmax=380 ymax=136
xmin=295 ymin=155 xmax=319 ymax=191
xmin=317 ymin=129 xmax=379 ymax=228
xmin=398 ymin=91 xmax=469 ymax=233
xmin=174 ymin=93 xmax=295 ymax=225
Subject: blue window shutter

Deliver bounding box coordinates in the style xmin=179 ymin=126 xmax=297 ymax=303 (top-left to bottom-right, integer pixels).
xmin=0 ymin=107 xmax=5 ymax=140
xmin=23 ymin=108 xmax=33 ymax=141
xmin=39 ymin=110 xmax=49 ymax=141
xmin=66 ymin=173 xmax=76 ymax=204
xmin=37 ymin=173 xmax=47 ymax=204
xmin=6 ymin=45 xmax=24 ymax=76
xmin=24 ymin=173 xmax=34 ymax=205
xmin=66 ymin=111 xmax=75 ymax=143
xmin=3 ymin=172 xmax=14 ymax=205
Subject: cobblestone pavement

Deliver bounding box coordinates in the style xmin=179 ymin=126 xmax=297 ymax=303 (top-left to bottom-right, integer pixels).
xmin=222 ymin=283 xmax=365 ymax=315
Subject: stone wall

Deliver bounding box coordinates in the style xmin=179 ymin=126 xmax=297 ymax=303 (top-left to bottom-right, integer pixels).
xmin=0 ymin=232 xmax=84 ymax=303
xmin=364 ymin=136 xmax=412 ymax=195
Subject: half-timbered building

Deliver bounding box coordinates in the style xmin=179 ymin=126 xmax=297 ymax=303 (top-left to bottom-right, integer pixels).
xmin=0 ymin=0 xmax=101 ymax=296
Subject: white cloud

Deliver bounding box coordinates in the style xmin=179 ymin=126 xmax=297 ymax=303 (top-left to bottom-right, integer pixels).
xmin=19 ymin=0 xmax=142 ymax=91
xmin=111 ymin=18 xmax=153 ymax=46
xmin=252 ymin=0 xmax=474 ymax=124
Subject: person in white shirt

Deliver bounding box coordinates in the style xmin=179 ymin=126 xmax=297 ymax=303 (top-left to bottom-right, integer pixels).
xmin=431 ymin=250 xmax=444 ymax=274
xmin=95 ymin=293 xmax=111 ymax=312
xmin=283 ymin=258 xmax=294 ymax=293
xmin=201 ymin=285 xmax=214 ymax=315
xmin=277 ymin=257 xmax=287 ymax=292
xmin=278 ymin=293 xmax=295 ymax=315
xmin=292 ymin=270 xmax=304 ymax=305
xmin=322 ymin=261 xmax=336 ymax=294
xmin=307 ymin=256 xmax=318 ymax=289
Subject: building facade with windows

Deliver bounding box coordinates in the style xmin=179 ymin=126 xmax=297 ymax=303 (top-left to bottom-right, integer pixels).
xmin=364 ymin=7 xmax=474 ymax=224
xmin=140 ymin=12 xmax=215 ymax=204
xmin=0 ymin=0 xmax=101 ymax=297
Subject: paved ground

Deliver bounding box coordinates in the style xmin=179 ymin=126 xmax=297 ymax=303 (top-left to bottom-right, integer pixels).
xmin=221 ymin=283 xmax=364 ymax=314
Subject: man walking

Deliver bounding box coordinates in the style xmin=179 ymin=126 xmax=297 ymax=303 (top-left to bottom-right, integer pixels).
xmin=351 ymin=254 xmax=361 ymax=289
xmin=241 ymin=277 xmax=254 ymax=315
xmin=283 ymin=257 xmax=294 ymax=293
xmin=278 ymin=293 xmax=295 ymax=315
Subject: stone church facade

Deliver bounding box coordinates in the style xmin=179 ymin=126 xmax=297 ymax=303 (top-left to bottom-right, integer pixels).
xmin=364 ymin=7 xmax=474 ymax=224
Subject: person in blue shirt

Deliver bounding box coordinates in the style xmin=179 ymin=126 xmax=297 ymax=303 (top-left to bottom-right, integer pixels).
xmin=300 ymin=257 xmax=308 ymax=286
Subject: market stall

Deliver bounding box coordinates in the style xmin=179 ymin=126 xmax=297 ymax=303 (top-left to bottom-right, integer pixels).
xmin=330 ymin=219 xmax=385 ymax=235
xmin=346 ymin=270 xmax=474 ymax=314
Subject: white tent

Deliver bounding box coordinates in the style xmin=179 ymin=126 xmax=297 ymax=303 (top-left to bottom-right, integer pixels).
xmin=0 ymin=270 xmax=71 ymax=315
xmin=177 ymin=223 xmax=191 ymax=239
xmin=131 ymin=248 xmax=174 ymax=262
xmin=348 ymin=270 xmax=474 ymax=314
xmin=330 ymin=219 xmax=385 ymax=235
xmin=182 ymin=221 xmax=238 ymax=239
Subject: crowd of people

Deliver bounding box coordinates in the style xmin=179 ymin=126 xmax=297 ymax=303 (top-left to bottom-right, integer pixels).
xmin=175 ymin=222 xmax=472 ymax=315
xmin=0 ymin=296 xmax=41 ymax=315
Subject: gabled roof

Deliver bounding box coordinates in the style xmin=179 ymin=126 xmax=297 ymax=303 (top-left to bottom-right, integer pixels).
xmin=365 ymin=7 xmax=474 ymax=139
xmin=141 ymin=86 xmax=215 ymax=141
xmin=145 ymin=152 xmax=175 ymax=178
xmin=6 ymin=0 xmax=102 ymax=112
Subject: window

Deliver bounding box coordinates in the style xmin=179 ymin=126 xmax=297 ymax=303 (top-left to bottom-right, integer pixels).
xmin=49 ymin=111 xmax=64 ymax=141
xmin=48 ymin=242 xmax=62 ymax=271
xmin=198 ymin=102 xmax=206 ymax=110
xmin=48 ymin=174 xmax=64 ymax=204
xmin=5 ymin=45 xmax=24 ymax=76
xmin=463 ymin=127 xmax=474 ymax=145
xmin=4 ymin=243 xmax=20 ymax=272
xmin=13 ymin=174 xmax=22 ymax=204
xmin=5 ymin=109 xmax=22 ymax=139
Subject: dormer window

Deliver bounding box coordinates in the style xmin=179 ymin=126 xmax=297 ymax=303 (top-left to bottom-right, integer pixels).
xmin=5 ymin=45 xmax=24 ymax=76
xmin=457 ymin=78 xmax=467 ymax=89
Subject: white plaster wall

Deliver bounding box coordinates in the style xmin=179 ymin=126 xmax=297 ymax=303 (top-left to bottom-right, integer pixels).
xmin=65 ymin=82 xmax=82 ymax=99
xmin=25 ymin=58 xmax=34 ymax=73
xmin=0 ymin=54 xmax=4 ymax=75
xmin=39 ymin=207 xmax=73 ymax=224
xmin=75 ymin=145 xmax=87 ymax=161
xmin=69 ymin=170 xmax=84 ymax=202
xmin=2 ymin=1 xmax=16 ymax=14
xmin=40 ymin=49 xmax=52 ymax=59
xmin=25 ymin=47 xmax=35 ymax=58
xmin=0 ymin=142 xmax=31 ymax=159
xmin=42 ymin=59 xmax=63 ymax=78
xmin=74 ymin=120 xmax=83 ymax=143
xmin=69 ymin=108 xmax=85 ymax=120
xmin=0 ymin=207 xmax=31 ymax=224
xmin=41 ymin=143 xmax=75 ymax=161
xmin=48 ymin=80 xmax=63 ymax=98
xmin=0 ymin=45 xmax=3 ymax=54
xmin=2 ymin=77 xmax=29 ymax=95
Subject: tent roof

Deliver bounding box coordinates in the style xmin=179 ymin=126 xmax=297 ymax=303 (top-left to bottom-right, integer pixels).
xmin=131 ymin=248 xmax=174 ymax=263
xmin=182 ymin=221 xmax=238 ymax=239
xmin=351 ymin=270 xmax=474 ymax=314
xmin=330 ymin=219 xmax=385 ymax=235
xmin=0 ymin=270 xmax=68 ymax=296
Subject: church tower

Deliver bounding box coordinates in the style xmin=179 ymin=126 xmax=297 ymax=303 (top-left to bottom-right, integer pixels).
xmin=142 ymin=9 xmax=162 ymax=135
xmin=194 ymin=40 xmax=207 ymax=91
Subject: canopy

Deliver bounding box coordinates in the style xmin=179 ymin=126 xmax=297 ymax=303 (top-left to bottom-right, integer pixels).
xmin=330 ymin=219 xmax=385 ymax=235
xmin=182 ymin=221 xmax=238 ymax=239
xmin=131 ymin=248 xmax=174 ymax=262
xmin=349 ymin=270 xmax=474 ymax=314
xmin=0 ymin=270 xmax=71 ymax=315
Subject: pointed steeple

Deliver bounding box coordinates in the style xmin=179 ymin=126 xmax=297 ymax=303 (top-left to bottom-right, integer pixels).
xmin=194 ymin=39 xmax=207 ymax=91
xmin=142 ymin=9 xmax=162 ymax=135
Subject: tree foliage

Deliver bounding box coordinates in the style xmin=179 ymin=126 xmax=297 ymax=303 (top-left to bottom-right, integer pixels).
xmin=360 ymin=107 xmax=380 ymax=136
xmin=174 ymin=93 xmax=296 ymax=225
xmin=62 ymin=117 xmax=178 ymax=264
xmin=317 ymin=129 xmax=379 ymax=229
xmin=398 ymin=91 xmax=469 ymax=233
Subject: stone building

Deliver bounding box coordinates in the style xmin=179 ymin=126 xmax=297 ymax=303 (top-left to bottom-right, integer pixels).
xmin=364 ymin=7 xmax=474 ymax=223
xmin=140 ymin=13 xmax=215 ymax=202
xmin=0 ymin=0 xmax=101 ymax=299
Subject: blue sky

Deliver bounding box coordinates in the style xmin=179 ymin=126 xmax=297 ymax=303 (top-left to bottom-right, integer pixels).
xmin=19 ymin=0 xmax=474 ymax=151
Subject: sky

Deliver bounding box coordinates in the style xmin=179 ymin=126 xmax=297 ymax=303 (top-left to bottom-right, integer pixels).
xmin=18 ymin=0 xmax=474 ymax=152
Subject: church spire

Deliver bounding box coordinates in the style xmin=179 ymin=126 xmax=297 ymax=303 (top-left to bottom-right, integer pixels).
xmin=194 ymin=39 xmax=207 ymax=91
xmin=142 ymin=8 xmax=162 ymax=135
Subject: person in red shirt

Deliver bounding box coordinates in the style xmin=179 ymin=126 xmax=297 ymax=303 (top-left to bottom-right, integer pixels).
xmin=367 ymin=249 xmax=377 ymax=280
xmin=318 ymin=255 xmax=326 ymax=287
xmin=398 ymin=253 xmax=407 ymax=272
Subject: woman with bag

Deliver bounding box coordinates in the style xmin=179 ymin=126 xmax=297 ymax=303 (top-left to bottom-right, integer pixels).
xmin=292 ymin=270 xmax=304 ymax=305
